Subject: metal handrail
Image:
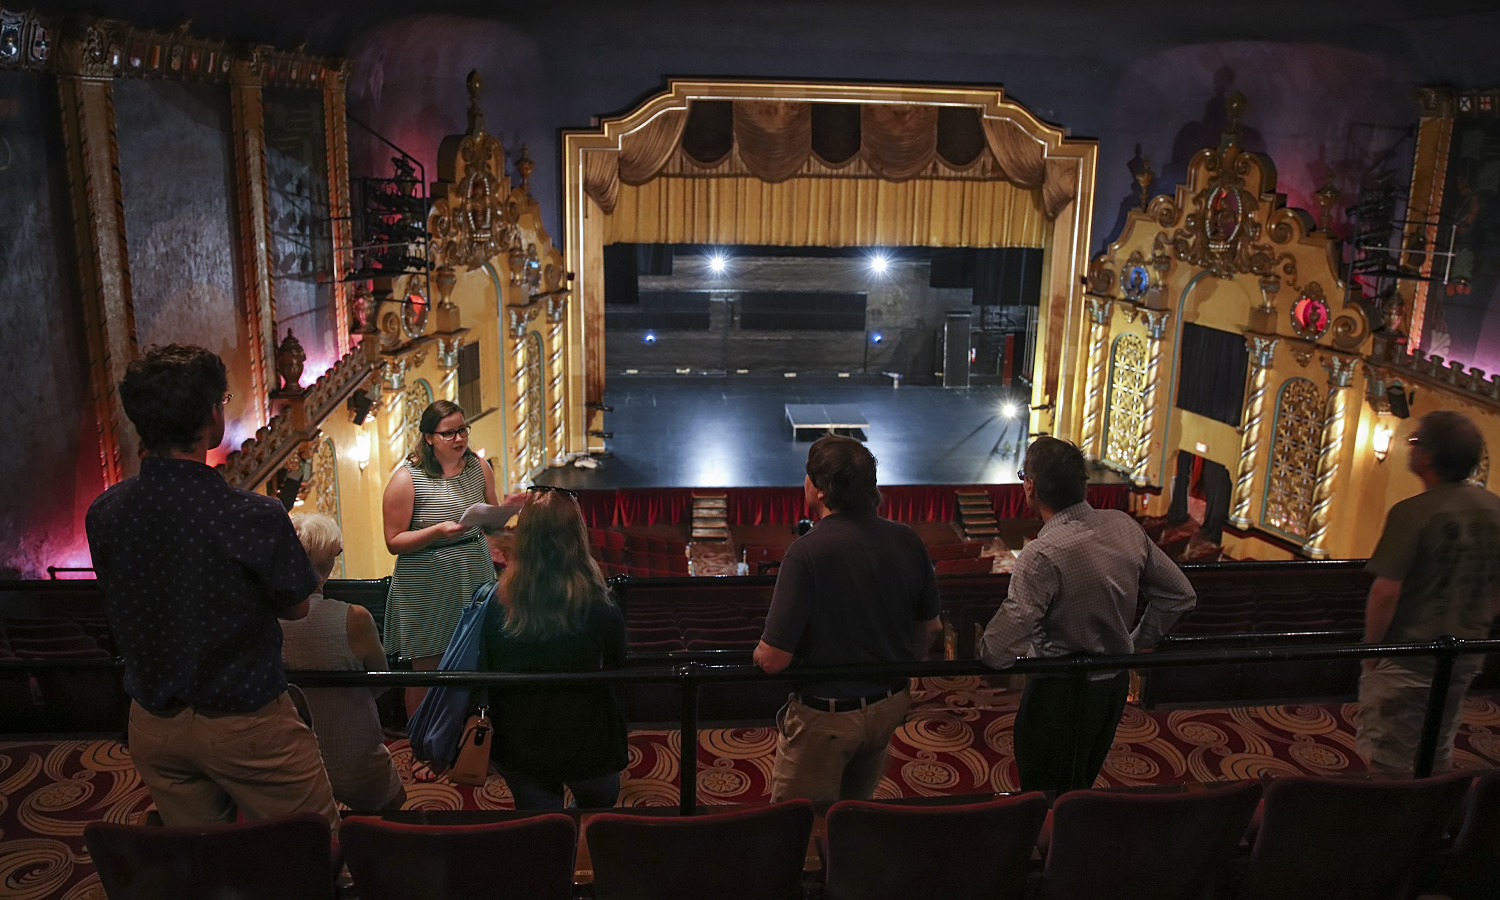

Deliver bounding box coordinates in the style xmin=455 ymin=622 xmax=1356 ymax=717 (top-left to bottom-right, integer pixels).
xmin=6 ymin=635 xmax=1496 ymax=814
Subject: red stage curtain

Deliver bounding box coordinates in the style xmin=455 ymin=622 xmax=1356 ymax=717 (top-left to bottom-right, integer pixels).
xmin=1087 ymin=484 xmax=1129 ymax=511
xmin=613 ymin=488 xmax=696 ymax=526
xmin=724 ymin=488 xmax=806 ymax=525
xmin=574 ymin=490 xmax=618 ymax=529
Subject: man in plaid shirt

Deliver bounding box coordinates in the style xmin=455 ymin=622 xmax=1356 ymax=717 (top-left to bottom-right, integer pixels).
xmin=980 ymin=437 xmax=1195 ymax=792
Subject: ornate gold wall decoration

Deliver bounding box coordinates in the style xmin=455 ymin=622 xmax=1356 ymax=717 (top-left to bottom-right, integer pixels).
xmin=1289 ymin=282 xmax=1331 ymax=340
xmin=313 ymin=437 xmax=339 ymax=520
xmin=514 ymin=332 xmax=545 ymax=475
xmin=1303 ymin=354 xmax=1358 ymax=557
xmin=401 ymin=378 xmax=433 ymax=458
xmin=1104 ymin=334 xmax=1147 ymax=469
xmin=229 ymin=50 xmax=277 ymax=428
xmin=0 ymin=7 xmax=53 ymax=71
xmin=428 ymin=71 xmax=518 ymax=272
xmin=1229 ymin=335 xmax=1279 ymax=527
xmin=1262 ymin=378 xmax=1325 ymax=539
xmin=1470 ymin=443 xmax=1490 ymax=489
xmin=1132 ymin=310 xmax=1171 ymax=483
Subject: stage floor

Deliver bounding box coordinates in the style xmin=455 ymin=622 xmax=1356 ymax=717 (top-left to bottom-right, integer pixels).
xmin=541 ymin=376 xmax=1043 ymax=489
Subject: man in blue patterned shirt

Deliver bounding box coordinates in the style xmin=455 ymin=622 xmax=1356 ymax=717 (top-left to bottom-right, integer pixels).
xmin=86 ymin=345 xmax=338 ymax=829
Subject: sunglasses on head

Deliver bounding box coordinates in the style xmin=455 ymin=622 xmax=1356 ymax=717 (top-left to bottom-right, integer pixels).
xmin=527 ymin=484 xmax=579 ymax=499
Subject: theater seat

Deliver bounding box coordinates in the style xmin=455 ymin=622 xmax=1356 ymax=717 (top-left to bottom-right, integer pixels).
xmin=677 ymin=616 xmax=748 ymax=630
xmin=341 ymin=814 xmax=576 ymax=900
xmin=926 ymin=541 xmax=985 ymax=561
xmin=627 ymin=639 xmax=685 ymax=653
xmin=824 ymin=793 xmax=1047 ymax=900
xmin=935 ymin=558 xmax=992 ymax=575
xmin=628 ymin=627 xmax=682 ymax=643
xmin=1236 ymin=773 xmax=1472 ymax=900
xmin=85 ymin=813 xmax=336 ymax=900
xmin=10 ymin=634 xmax=100 ymax=654
xmin=669 ymin=555 xmax=691 ymax=576
xmin=1431 ymin=770 xmax=1500 ymax=900
xmin=3 ymin=621 xmax=86 ymax=641
xmin=586 ymin=799 xmax=813 ymax=900
xmin=685 ymin=639 xmax=757 ymax=652
xmin=683 ymin=626 xmax=761 ymax=644
xmin=1038 ymin=780 xmax=1262 ymax=900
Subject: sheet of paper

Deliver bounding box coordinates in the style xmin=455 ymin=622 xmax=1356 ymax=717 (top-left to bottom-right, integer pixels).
xmin=458 ymin=502 xmax=520 ymax=531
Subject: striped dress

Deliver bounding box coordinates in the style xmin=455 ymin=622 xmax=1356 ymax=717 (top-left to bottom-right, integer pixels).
xmin=384 ymin=455 xmax=495 ymax=659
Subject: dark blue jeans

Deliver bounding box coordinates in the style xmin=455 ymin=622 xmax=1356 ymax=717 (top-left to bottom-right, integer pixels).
xmin=499 ymin=768 xmax=621 ymax=810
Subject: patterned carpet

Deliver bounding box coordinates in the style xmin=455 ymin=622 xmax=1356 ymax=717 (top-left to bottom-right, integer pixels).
xmin=4 ymin=679 xmax=1499 ymax=900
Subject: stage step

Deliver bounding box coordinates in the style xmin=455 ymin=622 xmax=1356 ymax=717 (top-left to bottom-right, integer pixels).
xmin=691 ymin=493 xmax=730 ymax=542
xmin=955 ymin=489 xmax=1002 ymax=542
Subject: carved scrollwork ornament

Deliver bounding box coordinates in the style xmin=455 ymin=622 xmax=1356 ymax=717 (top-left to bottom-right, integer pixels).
xmin=1321 ymin=353 xmax=1358 ymax=389
xmin=508 ymin=304 xmax=540 ymax=339
xmin=1289 ymin=342 xmax=1315 ymax=368
xmin=437 ymin=336 xmax=463 ymax=370
xmin=381 ymin=357 xmax=409 ymax=391
xmin=545 ymin=293 xmax=568 ymax=325
xmin=1246 ymin=335 xmax=1279 ymax=369
xmin=1084 ymin=296 xmax=1114 ymax=327
xmin=1289 ymin=283 xmax=1331 ymax=340
xmin=427 ymin=69 xmax=518 ymax=272
xmin=1331 ymin=308 xmax=1370 ymax=351
xmin=1140 ymin=309 xmax=1171 ymax=341
xmin=1085 ymin=257 xmax=1115 ymax=297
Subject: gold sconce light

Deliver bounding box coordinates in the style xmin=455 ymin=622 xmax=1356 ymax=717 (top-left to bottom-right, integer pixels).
xmin=1372 ymin=424 xmax=1394 ymax=464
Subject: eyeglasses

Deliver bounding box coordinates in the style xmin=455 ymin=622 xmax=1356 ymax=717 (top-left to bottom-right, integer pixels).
xmin=1407 ymin=436 xmax=1422 ymax=446
xmin=527 ymin=484 xmax=579 ymax=499
xmin=1017 ymin=469 xmax=1028 ymax=481
xmin=433 ymin=425 xmax=471 ymax=441
xmin=219 ymin=392 xmax=234 ymax=406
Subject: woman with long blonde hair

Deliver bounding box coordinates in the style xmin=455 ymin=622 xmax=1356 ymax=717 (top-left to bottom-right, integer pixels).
xmin=480 ymin=486 xmax=627 ymax=809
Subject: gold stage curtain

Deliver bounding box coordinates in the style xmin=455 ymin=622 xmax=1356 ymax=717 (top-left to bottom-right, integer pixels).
xmin=618 ymin=109 xmax=689 ymax=185
xmin=860 ymin=104 xmax=940 ymax=181
xmin=606 ymin=174 xmax=1048 ymax=248
xmin=583 ymin=148 xmax=620 ymax=214
xmin=1043 ymin=156 xmax=1079 ymax=219
xmin=733 ymin=101 xmax=813 ymax=183
xmin=981 ymin=117 xmax=1046 ymax=189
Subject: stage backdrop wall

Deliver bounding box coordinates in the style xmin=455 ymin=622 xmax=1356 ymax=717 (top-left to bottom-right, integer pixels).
xmin=576 ymin=483 xmax=1129 ymax=528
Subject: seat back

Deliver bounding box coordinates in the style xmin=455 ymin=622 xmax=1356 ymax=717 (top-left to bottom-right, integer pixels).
xmin=586 ymin=800 xmax=814 ymax=900
xmin=1039 ymin=780 xmax=1262 ymax=900
xmin=341 ymin=814 xmax=576 ymax=900
xmin=1434 ymin=770 xmax=1500 ymax=900
xmin=1237 ymin=773 xmax=1472 ymax=900
xmin=84 ymin=814 xmax=333 ymax=900
xmin=825 ymin=793 xmax=1048 ymax=900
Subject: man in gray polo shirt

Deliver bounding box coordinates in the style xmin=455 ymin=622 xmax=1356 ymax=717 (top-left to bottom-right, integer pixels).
xmin=754 ymin=435 xmax=943 ymax=802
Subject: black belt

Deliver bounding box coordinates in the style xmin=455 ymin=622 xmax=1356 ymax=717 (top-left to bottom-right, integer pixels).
xmin=794 ymin=686 xmax=905 ymax=713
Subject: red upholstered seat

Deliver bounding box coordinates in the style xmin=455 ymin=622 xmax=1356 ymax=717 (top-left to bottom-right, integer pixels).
xmin=1431 ymin=770 xmax=1500 ymax=900
xmin=647 ymin=537 xmax=670 ymax=555
xmin=668 ymin=555 xmax=691 ymax=576
xmin=824 ymin=793 xmax=1048 ymax=900
xmin=14 ymin=646 xmax=110 ymax=660
xmin=589 ymin=527 xmax=606 ymax=546
xmin=586 ymin=799 xmax=813 ymax=900
xmin=1038 ymin=780 xmax=1262 ymax=900
xmin=85 ymin=813 xmax=336 ymax=900
xmin=603 ymin=546 xmax=626 ymax=564
xmin=628 ymin=639 xmax=685 ymax=653
xmin=648 ymin=552 xmax=671 ymax=573
xmin=927 ymin=541 xmax=985 ymax=561
xmin=604 ymin=531 xmax=626 ymax=550
xmin=683 ymin=626 xmax=761 ymax=644
xmin=1236 ymin=773 xmax=1472 ymax=900
xmin=624 ymin=534 xmax=649 ymax=552
xmin=341 ymin=814 xmax=576 ymax=900
xmin=9 ymin=634 xmax=100 ymax=654
xmin=628 ymin=627 xmax=681 ymax=643
xmin=685 ymin=638 xmax=758 ymax=652
xmin=935 ymin=557 xmax=992 ymax=575
xmin=3 ymin=621 xmax=85 ymax=641
xmin=676 ymin=616 xmax=748 ymax=630
xmin=628 ymin=566 xmax=651 ymax=578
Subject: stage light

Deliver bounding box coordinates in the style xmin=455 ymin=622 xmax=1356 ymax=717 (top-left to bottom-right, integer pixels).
xmin=869 ymin=254 xmax=889 ymax=274
xmin=644 ymin=331 xmax=657 ymax=344
xmin=708 ymin=254 xmax=727 ymax=274
xmin=1372 ymin=424 xmax=1393 ymax=463
xmin=1001 ymin=403 xmax=1020 ymax=419
xmin=871 ymin=332 xmax=883 ymax=344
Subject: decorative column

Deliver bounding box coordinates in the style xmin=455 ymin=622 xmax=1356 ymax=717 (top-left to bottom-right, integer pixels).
xmin=1303 ymin=354 xmax=1359 ymax=558
xmin=230 ymin=46 xmax=277 ymax=426
xmin=56 ymin=18 xmax=139 ymax=484
xmin=1079 ymin=295 xmax=1114 ymax=460
xmin=1133 ymin=310 xmax=1171 ymax=484
xmin=546 ymin=294 xmax=568 ymax=463
xmin=323 ymin=61 xmax=353 ymax=356
xmin=1228 ymin=334 xmax=1280 ymax=527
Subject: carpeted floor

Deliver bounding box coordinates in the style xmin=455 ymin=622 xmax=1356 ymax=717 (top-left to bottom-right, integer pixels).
xmin=4 ymin=679 xmax=1499 ymax=900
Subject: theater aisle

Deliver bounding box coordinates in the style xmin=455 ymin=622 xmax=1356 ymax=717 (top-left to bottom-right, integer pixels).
xmin=3 ymin=681 xmax=1498 ymax=900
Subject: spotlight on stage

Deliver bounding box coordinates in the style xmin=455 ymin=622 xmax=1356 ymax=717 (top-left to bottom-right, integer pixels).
xmin=868 ymin=253 xmax=889 ymax=275
xmin=1001 ymin=402 xmax=1020 ymax=419
xmin=871 ymin=332 xmax=883 ymax=344
xmin=644 ymin=331 xmax=657 ymax=344
xmin=708 ymin=254 xmax=727 ymax=274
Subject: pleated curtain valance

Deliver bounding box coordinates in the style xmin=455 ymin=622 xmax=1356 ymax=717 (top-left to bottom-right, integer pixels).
xmin=583 ymin=101 xmax=1079 ymax=220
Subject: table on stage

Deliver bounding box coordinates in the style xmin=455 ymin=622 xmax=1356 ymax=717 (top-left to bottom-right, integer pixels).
xmin=784 ymin=404 xmax=869 ymax=441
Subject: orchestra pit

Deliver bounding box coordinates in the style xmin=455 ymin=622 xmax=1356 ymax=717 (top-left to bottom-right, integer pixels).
xmin=3 ymin=1 xmax=1500 ymax=897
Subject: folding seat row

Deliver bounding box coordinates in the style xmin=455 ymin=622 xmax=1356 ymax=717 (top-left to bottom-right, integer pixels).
xmin=927 ymin=540 xmax=986 ymax=562
xmin=935 ymin=557 xmax=993 ymax=575
xmin=83 ymin=773 xmax=1500 ymax=900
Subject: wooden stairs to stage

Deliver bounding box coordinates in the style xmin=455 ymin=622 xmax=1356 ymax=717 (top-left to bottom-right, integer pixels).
xmin=956 ymin=490 xmax=999 ymax=540
xmin=691 ymin=492 xmax=729 ymax=541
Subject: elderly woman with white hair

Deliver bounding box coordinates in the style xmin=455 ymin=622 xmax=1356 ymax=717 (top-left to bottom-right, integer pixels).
xmin=282 ymin=512 xmax=406 ymax=810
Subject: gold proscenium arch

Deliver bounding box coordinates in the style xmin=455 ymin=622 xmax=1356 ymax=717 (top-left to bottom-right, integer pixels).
xmin=562 ymin=80 xmax=1099 ymax=449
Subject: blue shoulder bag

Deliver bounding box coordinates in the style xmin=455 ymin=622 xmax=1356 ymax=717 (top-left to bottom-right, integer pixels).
xmin=406 ymin=580 xmax=496 ymax=768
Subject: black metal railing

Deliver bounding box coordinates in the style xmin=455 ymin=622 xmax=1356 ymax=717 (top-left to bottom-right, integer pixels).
xmin=9 ymin=636 xmax=1492 ymax=814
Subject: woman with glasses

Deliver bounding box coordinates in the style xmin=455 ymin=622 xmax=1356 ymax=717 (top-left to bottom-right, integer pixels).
xmin=479 ymin=486 xmax=628 ymax=809
xmin=382 ymin=400 xmax=503 ymax=734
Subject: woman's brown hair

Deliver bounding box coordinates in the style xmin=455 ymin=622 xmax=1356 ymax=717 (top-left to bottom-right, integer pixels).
xmin=407 ymin=399 xmax=476 ymax=477
xmin=499 ymin=490 xmax=613 ymax=641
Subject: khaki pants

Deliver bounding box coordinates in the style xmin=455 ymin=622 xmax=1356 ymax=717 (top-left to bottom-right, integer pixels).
xmin=326 ymin=743 xmax=407 ymax=811
xmin=1356 ymin=657 xmax=1483 ymax=774
xmin=769 ymin=689 xmax=912 ymax=803
xmin=127 ymin=693 xmax=340 ymax=832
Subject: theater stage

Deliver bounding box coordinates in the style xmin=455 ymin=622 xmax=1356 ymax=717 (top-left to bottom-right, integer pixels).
xmin=537 ymin=376 xmax=1052 ymax=489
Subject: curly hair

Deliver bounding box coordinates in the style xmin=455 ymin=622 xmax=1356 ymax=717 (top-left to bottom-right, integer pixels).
xmin=118 ymin=345 xmax=227 ymax=457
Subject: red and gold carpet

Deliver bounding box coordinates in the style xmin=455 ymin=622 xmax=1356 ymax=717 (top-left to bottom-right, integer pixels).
xmin=4 ymin=679 xmax=1498 ymax=900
